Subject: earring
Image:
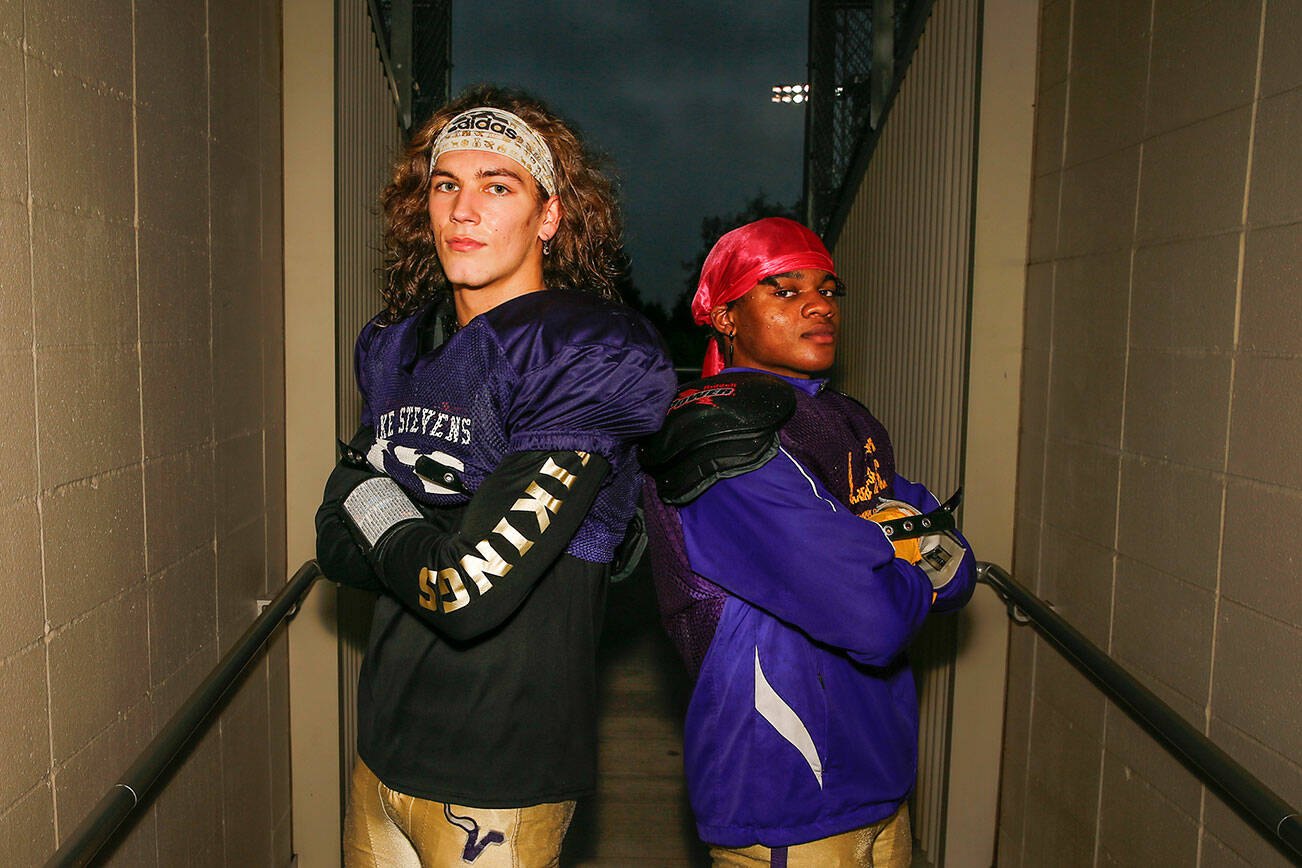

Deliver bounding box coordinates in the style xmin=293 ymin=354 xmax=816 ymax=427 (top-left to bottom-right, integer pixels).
xmin=725 ymin=332 xmax=735 ymax=366
xmin=542 ymin=239 xmax=551 ymax=256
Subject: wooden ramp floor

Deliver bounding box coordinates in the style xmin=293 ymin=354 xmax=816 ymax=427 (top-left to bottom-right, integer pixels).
xmin=565 ymin=565 xmax=710 ymax=867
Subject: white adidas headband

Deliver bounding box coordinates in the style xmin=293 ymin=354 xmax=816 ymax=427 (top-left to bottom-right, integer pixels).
xmin=429 ymin=107 xmax=557 ymax=196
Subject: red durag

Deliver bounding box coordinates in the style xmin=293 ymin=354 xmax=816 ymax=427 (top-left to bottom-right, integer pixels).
xmin=691 ymin=217 xmax=836 ymax=376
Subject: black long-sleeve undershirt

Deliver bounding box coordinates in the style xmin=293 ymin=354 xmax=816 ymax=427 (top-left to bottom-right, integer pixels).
xmin=370 ymin=448 xmax=610 ymax=642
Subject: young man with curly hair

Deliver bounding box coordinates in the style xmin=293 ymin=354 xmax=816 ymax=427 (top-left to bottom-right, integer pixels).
xmin=316 ymin=85 xmax=676 ymax=867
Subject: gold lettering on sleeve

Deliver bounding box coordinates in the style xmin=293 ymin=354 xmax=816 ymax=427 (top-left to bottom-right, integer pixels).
xmin=416 ymin=452 xmax=592 ymax=614
xmin=420 ymin=565 xmax=472 ymax=612
xmin=457 ymin=538 xmax=513 ymax=594
xmin=492 ymin=516 xmax=533 ymax=556
xmin=511 ymin=481 xmax=563 ymax=533
xmin=435 ymin=567 xmax=471 ymax=612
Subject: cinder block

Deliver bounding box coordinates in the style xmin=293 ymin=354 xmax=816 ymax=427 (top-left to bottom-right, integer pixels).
xmin=1024 ymin=262 xmax=1054 ymax=351
xmin=259 ymin=0 xmax=282 ymax=93
xmin=35 ymin=343 xmax=141 ymax=488
xmin=1027 ymin=172 xmax=1061 ymax=263
xmin=1095 ymin=751 xmax=1199 ymax=867
xmin=1260 ymin=0 xmax=1302 ymax=98
xmin=213 ymin=250 xmax=265 ymax=443
xmin=1221 ymin=480 xmax=1302 ymax=630
xmin=26 ymin=59 xmax=133 ymax=223
xmin=1042 ymin=437 xmax=1119 ymax=549
xmin=53 ymin=700 xmax=156 ymax=868
xmin=1064 ymin=57 xmax=1147 ymax=168
xmin=1052 ymin=250 xmax=1130 ymax=355
xmin=0 ymin=500 xmax=43 ymax=659
xmin=1226 ymin=355 xmax=1302 ymax=489
xmin=47 ymin=587 xmax=148 ymax=763
xmin=0 ymin=643 xmax=52 ymax=811
xmin=1211 ymin=600 xmax=1302 ymax=763
xmin=143 ymin=445 xmax=215 ymax=575
xmin=1137 ymin=107 xmax=1251 ymax=245
xmin=142 ymin=340 xmax=214 ymax=458
xmin=1025 ymin=702 xmax=1103 ymax=847
xmin=1201 ymin=720 xmax=1301 ymax=868
xmin=147 ymin=545 xmax=216 ymax=688
xmin=211 ymin=143 xmax=262 ymax=258
xmin=0 ymin=199 xmax=31 ymax=349
xmin=1132 ymin=232 xmax=1239 ymax=352
xmin=1242 ymin=224 xmax=1302 ymax=354
xmin=1012 ymin=505 xmax=1042 ymax=585
xmin=268 ymin=632 xmax=291 ymax=823
xmin=133 ymin=0 xmax=207 ymax=130
xmin=150 ymin=639 xmax=218 ymax=735
xmin=0 ymin=782 xmax=56 ymax=868
xmin=153 ymin=713 xmax=222 ymax=868
xmin=219 ymin=662 xmax=273 ymax=867
xmin=1112 ymin=556 xmax=1214 ymax=704
xmin=215 ymin=432 xmax=265 ymax=537
xmin=1033 ymin=632 xmax=1105 ymax=753
xmin=31 ymin=206 xmax=137 ymax=349
xmin=23 ymin=0 xmax=131 ymax=93
xmin=1072 ymin=0 xmax=1152 ymax=74
xmin=209 ymin=0 xmax=260 ymax=159
xmin=1122 ymin=348 xmax=1232 ymax=471
xmin=0 ymin=351 xmax=36 ymax=501
xmin=1048 ymin=347 xmax=1126 ymax=450
xmin=1039 ymin=527 xmax=1115 ymax=649
xmin=0 ymin=43 xmax=26 ymax=201
xmin=1248 ymin=87 xmax=1302 ymax=227
xmin=1016 ymin=422 xmax=1046 ymax=520
xmin=1058 ymin=146 xmax=1140 ymax=258
xmin=1117 ymin=455 xmax=1223 ymax=589
xmin=259 ymin=83 xmax=284 ymax=185
xmin=41 ymin=467 xmax=145 ymax=629
xmin=1198 ymin=831 xmax=1258 ymax=868
xmin=1103 ymin=693 xmax=1204 ymax=819
xmin=1037 ymin=0 xmax=1071 ymax=93
xmin=216 ymin=517 xmax=266 ymax=653
xmin=1146 ymin=0 xmax=1260 ymax=137
xmin=136 ymin=108 xmax=210 ymax=246
xmin=138 ymin=230 xmax=210 ymax=346
xmin=0 ymin=0 xmax=20 ymax=44
xmin=1022 ymin=780 xmax=1097 ymax=868
xmin=1033 ymin=80 xmax=1066 ymax=179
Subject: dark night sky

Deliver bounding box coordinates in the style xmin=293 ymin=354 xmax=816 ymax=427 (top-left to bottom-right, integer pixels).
xmin=450 ymin=1 xmax=808 ymax=306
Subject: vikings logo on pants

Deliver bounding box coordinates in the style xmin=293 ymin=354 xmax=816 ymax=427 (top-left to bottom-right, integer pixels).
xmin=443 ymin=804 xmax=505 ymax=862
xmin=343 ymin=760 xmax=576 ymax=868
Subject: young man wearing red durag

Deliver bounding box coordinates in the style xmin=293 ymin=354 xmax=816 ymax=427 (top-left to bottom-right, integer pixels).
xmin=641 ymin=217 xmax=976 ymax=867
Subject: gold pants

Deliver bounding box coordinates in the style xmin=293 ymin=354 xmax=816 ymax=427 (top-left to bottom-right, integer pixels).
xmin=343 ymin=760 xmax=575 ymax=868
xmin=710 ymin=804 xmax=911 ymax=868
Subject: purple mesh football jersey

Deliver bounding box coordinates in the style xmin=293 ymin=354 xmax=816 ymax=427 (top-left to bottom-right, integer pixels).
xmin=355 ymin=289 xmax=677 ymax=562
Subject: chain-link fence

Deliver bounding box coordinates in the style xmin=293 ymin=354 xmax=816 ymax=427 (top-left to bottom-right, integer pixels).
xmin=369 ymin=0 xmax=453 ymax=132
xmin=805 ymin=0 xmax=932 ymax=236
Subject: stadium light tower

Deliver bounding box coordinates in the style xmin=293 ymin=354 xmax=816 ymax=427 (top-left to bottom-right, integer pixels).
xmin=771 ymin=83 xmax=810 ymax=104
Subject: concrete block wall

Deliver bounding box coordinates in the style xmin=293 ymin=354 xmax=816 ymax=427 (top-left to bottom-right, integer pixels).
xmin=1002 ymin=1 xmax=1301 ymax=866
xmin=0 ymin=1 xmax=287 ymax=865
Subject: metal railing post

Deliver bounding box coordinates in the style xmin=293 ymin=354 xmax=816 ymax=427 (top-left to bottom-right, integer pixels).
xmin=978 ymin=562 xmax=1302 ymax=864
xmin=44 ymin=561 xmax=323 ymax=868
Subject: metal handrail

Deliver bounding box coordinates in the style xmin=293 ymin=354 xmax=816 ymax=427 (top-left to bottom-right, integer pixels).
xmin=978 ymin=561 xmax=1302 ymax=864
xmin=44 ymin=560 xmax=324 ymax=868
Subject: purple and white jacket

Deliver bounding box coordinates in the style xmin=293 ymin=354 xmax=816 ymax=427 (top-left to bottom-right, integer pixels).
xmin=643 ymin=368 xmax=976 ymax=848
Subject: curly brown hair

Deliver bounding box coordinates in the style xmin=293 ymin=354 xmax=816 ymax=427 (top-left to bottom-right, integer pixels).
xmin=378 ymin=84 xmax=625 ymax=320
